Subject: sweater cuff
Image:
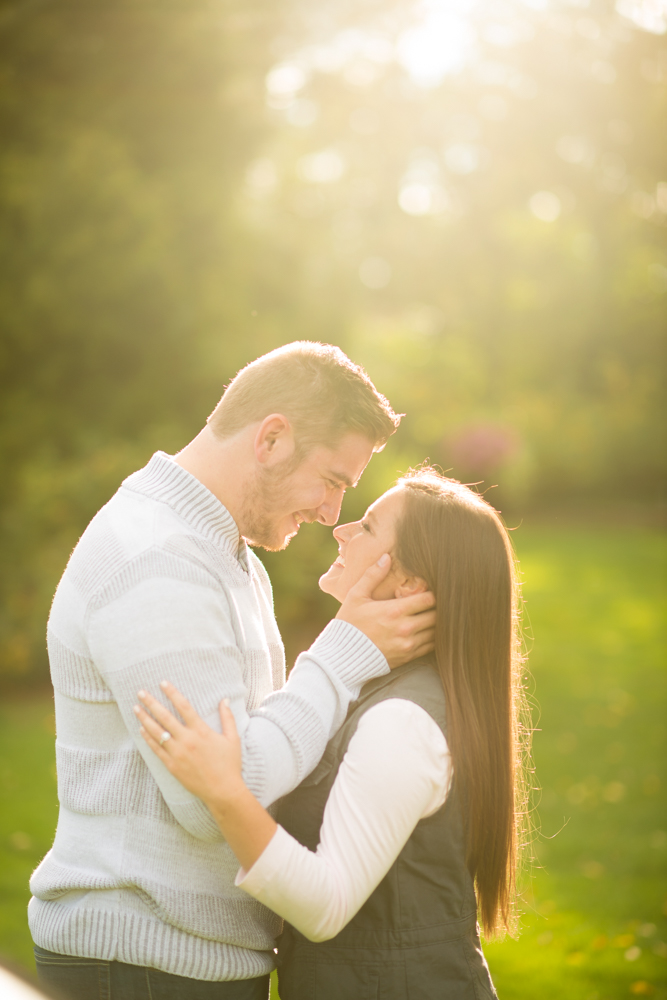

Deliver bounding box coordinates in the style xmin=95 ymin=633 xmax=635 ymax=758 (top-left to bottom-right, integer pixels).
xmin=307 ymin=619 xmax=389 ymax=696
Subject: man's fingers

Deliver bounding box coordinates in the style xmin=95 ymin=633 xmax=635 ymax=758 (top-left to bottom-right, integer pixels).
xmin=412 ymin=625 xmax=437 ymax=653
xmin=137 ymin=689 xmax=185 ymax=736
xmin=160 ymin=681 xmax=201 ymax=728
xmin=393 ymin=589 xmax=436 ymax=615
xmin=406 ymin=624 xmax=436 ymax=648
xmin=348 ymin=554 xmax=392 ymax=600
xmin=218 ymin=698 xmax=239 ymax=741
xmin=403 ymin=609 xmax=437 ymax=635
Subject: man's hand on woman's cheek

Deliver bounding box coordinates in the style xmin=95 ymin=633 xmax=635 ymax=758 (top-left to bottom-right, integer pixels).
xmin=335 ymin=555 xmax=436 ymax=669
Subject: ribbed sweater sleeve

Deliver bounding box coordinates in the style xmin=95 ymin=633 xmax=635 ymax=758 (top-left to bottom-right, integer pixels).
xmin=244 ymin=620 xmax=389 ymax=805
xmin=86 ymin=568 xmax=245 ymax=840
xmin=88 ymin=575 xmax=389 ymax=834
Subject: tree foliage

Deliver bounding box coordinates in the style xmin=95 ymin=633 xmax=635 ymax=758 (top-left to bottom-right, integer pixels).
xmin=0 ymin=0 xmax=664 ymax=678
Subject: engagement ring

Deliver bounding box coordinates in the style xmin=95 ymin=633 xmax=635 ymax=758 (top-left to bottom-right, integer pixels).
xmin=159 ymin=731 xmax=171 ymax=746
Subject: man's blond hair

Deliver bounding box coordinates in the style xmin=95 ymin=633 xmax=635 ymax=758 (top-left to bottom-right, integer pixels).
xmin=208 ymin=342 xmax=400 ymax=451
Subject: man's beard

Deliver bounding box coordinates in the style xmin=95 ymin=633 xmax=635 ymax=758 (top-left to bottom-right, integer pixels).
xmin=240 ymin=465 xmax=297 ymax=551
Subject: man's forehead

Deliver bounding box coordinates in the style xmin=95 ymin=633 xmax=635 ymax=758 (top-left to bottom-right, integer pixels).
xmin=319 ymin=434 xmax=375 ymax=482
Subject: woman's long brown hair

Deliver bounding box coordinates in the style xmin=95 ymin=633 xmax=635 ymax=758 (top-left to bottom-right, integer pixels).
xmin=394 ymin=469 xmax=530 ymax=937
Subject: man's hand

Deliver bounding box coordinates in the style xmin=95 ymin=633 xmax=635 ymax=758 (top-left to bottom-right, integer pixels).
xmin=335 ymin=555 xmax=436 ymax=669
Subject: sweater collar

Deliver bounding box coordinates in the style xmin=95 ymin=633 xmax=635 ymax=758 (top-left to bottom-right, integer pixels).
xmin=122 ymin=451 xmax=249 ymax=568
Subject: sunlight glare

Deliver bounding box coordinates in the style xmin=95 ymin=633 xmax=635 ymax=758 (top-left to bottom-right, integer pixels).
xmin=396 ymin=2 xmax=477 ymax=86
xmin=529 ymin=190 xmax=561 ymax=221
xmin=616 ymin=0 xmax=667 ymax=35
xmin=399 ymin=182 xmax=439 ymax=215
xmin=297 ymin=149 xmax=346 ymax=184
xmin=443 ymin=143 xmax=480 ymax=174
xmin=266 ymin=63 xmax=307 ymax=97
xmin=286 ymin=100 xmax=319 ymax=127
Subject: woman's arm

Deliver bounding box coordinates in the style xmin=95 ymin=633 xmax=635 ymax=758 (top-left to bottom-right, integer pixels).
xmin=135 ymin=687 xmax=451 ymax=941
xmin=238 ymin=698 xmax=451 ymax=941
xmin=134 ymin=683 xmax=276 ymax=870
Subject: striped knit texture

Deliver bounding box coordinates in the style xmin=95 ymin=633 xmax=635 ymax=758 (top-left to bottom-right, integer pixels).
xmin=30 ymin=451 xmax=388 ymax=980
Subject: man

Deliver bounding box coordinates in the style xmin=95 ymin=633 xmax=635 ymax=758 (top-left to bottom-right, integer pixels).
xmin=30 ymin=342 xmax=435 ymax=999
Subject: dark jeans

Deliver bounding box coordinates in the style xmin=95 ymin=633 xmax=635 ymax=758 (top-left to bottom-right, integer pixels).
xmin=33 ymin=947 xmax=271 ymax=1000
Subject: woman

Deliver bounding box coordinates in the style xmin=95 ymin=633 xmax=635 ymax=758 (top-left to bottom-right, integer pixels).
xmin=135 ymin=469 xmax=530 ymax=999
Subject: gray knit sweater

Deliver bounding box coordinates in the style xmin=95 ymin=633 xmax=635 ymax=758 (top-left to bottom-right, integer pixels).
xmin=29 ymin=452 xmax=388 ymax=981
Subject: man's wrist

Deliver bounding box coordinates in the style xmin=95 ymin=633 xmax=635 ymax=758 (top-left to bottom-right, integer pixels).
xmin=311 ymin=619 xmax=388 ymax=686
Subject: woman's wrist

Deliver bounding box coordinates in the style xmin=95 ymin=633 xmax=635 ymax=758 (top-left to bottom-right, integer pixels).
xmin=204 ymin=777 xmax=249 ymax=820
xmin=206 ymin=781 xmax=278 ymax=871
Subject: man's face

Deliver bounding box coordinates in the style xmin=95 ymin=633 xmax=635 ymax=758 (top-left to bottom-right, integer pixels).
xmin=241 ymin=432 xmax=375 ymax=551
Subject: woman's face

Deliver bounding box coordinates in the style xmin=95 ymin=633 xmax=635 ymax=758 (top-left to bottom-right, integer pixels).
xmin=319 ymin=486 xmax=405 ymax=602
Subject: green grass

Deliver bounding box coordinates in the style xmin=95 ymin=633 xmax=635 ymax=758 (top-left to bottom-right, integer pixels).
xmin=0 ymin=698 xmax=58 ymax=970
xmin=1 ymin=527 xmax=665 ymax=997
xmin=483 ymin=527 xmax=667 ymax=999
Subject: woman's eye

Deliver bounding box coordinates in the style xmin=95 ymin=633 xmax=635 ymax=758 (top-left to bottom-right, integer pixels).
xmin=361 ymin=521 xmax=371 ymax=533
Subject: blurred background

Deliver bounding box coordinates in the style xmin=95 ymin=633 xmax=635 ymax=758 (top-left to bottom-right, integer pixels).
xmin=0 ymin=0 xmax=665 ymax=996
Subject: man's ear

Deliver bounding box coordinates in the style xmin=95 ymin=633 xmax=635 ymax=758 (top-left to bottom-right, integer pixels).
xmin=394 ymin=576 xmax=428 ymax=599
xmin=254 ymin=414 xmax=295 ymax=467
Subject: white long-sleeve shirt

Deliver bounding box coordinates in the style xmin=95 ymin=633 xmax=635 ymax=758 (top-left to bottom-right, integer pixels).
xmin=237 ymin=697 xmax=452 ymax=942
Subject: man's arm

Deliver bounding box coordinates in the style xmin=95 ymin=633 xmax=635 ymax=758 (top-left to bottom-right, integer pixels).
xmin=88 ymin=556 xmax=435 ymax=831
xmin=87 ymin=570 xmax=250 ymax=841
xmin=243 ymin=557 xmax=436 ymax=805
xmin=241 ymin=618 xmax=386 ymax=805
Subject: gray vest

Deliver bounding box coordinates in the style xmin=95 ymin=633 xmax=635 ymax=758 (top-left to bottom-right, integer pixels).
xmin=276 ymin=661 xmax=498 ymax=1000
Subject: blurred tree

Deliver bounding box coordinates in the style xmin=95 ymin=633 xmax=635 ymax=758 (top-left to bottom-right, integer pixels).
xmin=0 ymin=0 xmax=281 ymax=677
xmin=0 ymin=0 xmax=664 ymax=680
xmin=243 ymin=0 xmax=666 ymax=506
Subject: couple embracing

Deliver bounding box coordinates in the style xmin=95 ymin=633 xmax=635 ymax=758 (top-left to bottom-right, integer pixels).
xmin=30 ymin=342 xmax=524 ymax=1000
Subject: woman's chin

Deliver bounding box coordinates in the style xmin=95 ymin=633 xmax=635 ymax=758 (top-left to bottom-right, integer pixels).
xmin=318 ymin=568 xmax=346 ymax=602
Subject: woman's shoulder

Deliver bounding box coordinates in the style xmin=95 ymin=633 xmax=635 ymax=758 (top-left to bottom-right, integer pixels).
xmin=360 ymin=696 xmax=444 ymax=736
xmin=353 ymin=699 xmax=451 ymax=803
xmin=358 ymin=658 xmax=447 ymax=732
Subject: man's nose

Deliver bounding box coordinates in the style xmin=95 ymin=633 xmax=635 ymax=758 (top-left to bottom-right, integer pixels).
xmin=316 ymin=490 xmax=345 ymax=526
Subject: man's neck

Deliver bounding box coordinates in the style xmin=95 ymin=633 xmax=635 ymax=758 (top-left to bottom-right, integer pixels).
xmin=174 ymin=426 xmax=250 ymax=530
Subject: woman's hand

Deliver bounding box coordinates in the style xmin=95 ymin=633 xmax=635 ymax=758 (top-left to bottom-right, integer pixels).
xmin=134 ymin=682 xmax=244 ymax=810
xmin=134 ymin=681 xmax=278 ymax=871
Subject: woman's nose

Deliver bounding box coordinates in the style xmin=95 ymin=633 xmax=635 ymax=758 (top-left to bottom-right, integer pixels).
xmin=333 ymin=520 xmax=361 ymax=543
